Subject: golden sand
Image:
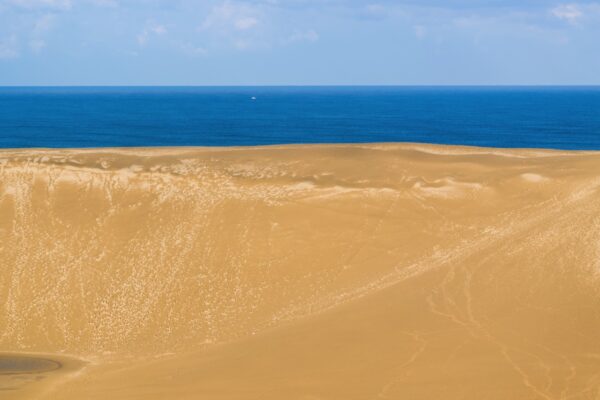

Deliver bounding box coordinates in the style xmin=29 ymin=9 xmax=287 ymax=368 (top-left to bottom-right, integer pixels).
xmin=1 ymin=143 xmax=600 ymax=399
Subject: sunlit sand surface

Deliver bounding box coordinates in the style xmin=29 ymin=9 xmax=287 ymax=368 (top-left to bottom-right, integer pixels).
xmin=1 ymin=143 xmax=600 ymax=399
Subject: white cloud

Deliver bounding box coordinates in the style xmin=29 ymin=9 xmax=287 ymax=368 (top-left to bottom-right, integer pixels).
xmin=235 ymin=17 xmax=258 ymax=30
xmin=551 ymin=4 xmax=583 ymax=24
xmin=201 ymin=1 xmax=261 ymax=32
xmin=198 ymin=1 xmax=267 ymax=51
xmin=0 ymin=36 xmax=19 ymax=59
xmin=363 ymin=3 xmax=388 ymax=19
xmin=179 ymin=42 xmax=207 ymax=56
xmin=137 ymin=22 xmax=167 ymax=46
xmin=152 ymin=25 xmax=167 ymax=35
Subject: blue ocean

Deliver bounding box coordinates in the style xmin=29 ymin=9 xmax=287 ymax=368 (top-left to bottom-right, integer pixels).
xmin=0 ymin=86 xmax=599 ymax=150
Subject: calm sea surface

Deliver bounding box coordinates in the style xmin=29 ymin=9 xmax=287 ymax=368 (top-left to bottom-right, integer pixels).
xmin=1 ymin=86 xmax=599 ymax=150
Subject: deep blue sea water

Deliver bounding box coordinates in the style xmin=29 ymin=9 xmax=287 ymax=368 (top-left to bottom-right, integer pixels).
xmin=1 ymin=86 xmax=599 ymax=150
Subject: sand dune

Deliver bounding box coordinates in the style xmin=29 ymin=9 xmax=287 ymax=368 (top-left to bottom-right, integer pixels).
xmin=1 ymin=143 xmax=600 ymax=399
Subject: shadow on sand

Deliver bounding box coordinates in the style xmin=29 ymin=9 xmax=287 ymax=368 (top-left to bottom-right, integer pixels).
xmin=0 ymin=354 xmax=64 ymax=394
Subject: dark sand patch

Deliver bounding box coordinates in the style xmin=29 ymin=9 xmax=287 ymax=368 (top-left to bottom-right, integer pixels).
xmin=0 ymin=354 xmax=83 ymax=397
xmin=0 ymin=355 xmax=61 ymax=375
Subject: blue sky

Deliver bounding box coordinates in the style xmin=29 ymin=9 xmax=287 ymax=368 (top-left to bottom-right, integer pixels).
xmin=0 ymin=0 xmax=599 ymax=85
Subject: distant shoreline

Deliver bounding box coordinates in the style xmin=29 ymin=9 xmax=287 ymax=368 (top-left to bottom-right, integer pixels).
xmin=1 ymin=141 xmax=598 ymax=155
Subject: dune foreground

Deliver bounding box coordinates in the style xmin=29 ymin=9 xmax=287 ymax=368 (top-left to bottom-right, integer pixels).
xmin=2 ymin=143 xmax=600 ymax=399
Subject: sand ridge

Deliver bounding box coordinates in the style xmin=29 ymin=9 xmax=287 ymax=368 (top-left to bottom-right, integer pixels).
xmin=1 ymin=143 xmax=600 ymax=399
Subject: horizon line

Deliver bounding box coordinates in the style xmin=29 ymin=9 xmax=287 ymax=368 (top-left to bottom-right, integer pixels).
xmin=1 ymin=84 xmax=600 ymax=88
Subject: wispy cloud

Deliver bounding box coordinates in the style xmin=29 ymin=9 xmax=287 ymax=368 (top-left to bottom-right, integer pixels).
xmin=234 ymin=16 xmax=258 ymax=30
xmin=284 ymin=29 xmax=319 ymax=44
xmin=179 ymin=42 xmax=207 ymax=56
xmin=3 ymin=0 xmax=600 ymax=84
xmin=201 ymin=1 xmax=261 ymax=32
xmin=198 ymin=1 xmax=268 ymax=51
xmin=361 ymin=3 xmax=389 ymax=19
xmin=137 ymin=22 xmax=167 ymax=46
xmin=0 ymin=35 xmax=19 ymax=59
xmin=551 ymin=4 xmax=584 ymax=24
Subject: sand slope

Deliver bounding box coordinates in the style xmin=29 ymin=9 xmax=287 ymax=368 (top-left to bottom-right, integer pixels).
xmin=1 ymin=144 xmax=600 ymax=399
